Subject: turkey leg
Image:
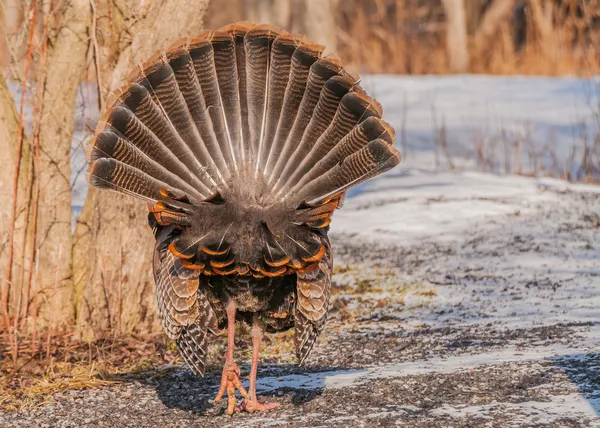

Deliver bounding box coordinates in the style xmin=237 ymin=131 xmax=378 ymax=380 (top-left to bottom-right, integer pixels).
xmin=214 ymin=301 xmax=247 ymax=415
xmin=236 ymin=322 xmax=280 ymax=413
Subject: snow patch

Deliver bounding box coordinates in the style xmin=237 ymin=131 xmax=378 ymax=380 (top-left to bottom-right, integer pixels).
xmin=432 ymin=394 xmax=600 ymax=425
xmin=331 ymin=169 xmax=600 ymax=245
xmin=258 ymin=338 xmax=600 ymax=393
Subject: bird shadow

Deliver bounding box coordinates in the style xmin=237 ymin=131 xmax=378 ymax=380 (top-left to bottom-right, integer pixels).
xmin=552 ymin=353 xmax=600 ymax=416
xmin=116 ymin=362 xmax=356 ymax=416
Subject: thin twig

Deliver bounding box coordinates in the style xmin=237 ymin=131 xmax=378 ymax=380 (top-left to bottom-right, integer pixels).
xmin=90 ymin=0 xmax=104 ymax=112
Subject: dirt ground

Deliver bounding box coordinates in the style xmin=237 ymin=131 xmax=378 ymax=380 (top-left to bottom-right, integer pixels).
xmin=2 ymin=186 xmax=600 ymax=427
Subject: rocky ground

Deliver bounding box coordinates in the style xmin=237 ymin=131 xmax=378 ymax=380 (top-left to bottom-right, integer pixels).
xmin=2 ymin=175 xmax=600 ymax=427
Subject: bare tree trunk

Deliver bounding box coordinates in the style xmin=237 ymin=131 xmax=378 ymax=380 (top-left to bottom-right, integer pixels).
xmin=245 ymin=0 xmax=339 ymax=53
xmin=528 ymin=0 xmax=560 ymax=68
xmin=474 ymin=0 xmax=517 ymax=42
xmin=244 ymin=0 xmax=291 ymax=28
xmin=33 ymin=0 xmax=92 ymax=330
xmin=295 ymin=0 xmax=339 ymax=54
xmin=442 ymin=0 xmax=470 ymax=73
xmin=73 ymin=0 xmax=210 ymax=339
xmin=0 ymin=0 xmax=24 ymax=67
xmin=471 ymin=0 xmax=517 ymax=49
xmin=465 ymin=1 xmax=485 ymax=35
xmin=0 ymin=73 xmax=32 ymax=331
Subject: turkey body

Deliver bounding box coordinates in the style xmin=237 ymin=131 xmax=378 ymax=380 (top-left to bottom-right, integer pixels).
xmin=209 ymin=273 xmax=298 ymax=332
xmin=86 ymin=21 xmax=400 ymax=414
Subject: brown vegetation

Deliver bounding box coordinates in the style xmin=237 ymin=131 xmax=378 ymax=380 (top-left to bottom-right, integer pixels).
xmin=0 ymin=0 xmax=210 ymax=368
xmin=0 ymin=334 xmax=179 ymax=412
xmin=338 ymin=0 xmax=600 ymax=75
xmin=205 ymin=0 xmax=600 ymax=76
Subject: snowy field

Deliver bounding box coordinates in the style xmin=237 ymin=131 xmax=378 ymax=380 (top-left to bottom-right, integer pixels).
xmin=4 ymin=76 xmax=600 ymax=426
xmin=360 ymin=75 xmax=600 ymax=172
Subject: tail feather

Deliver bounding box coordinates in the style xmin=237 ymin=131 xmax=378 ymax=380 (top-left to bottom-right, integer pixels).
xmin=259 ymin=33 xmax=298 ymax=175
xmin=296 ymin=139 xmax=401 ymax=205
xmin=271 ymin=56 xmax=342 ymax=188
xmin=266 ymin=43 xmax=323 ymax=182
xmin=244 ymin=24 xmax=281 ymax=173
xmin=166 ymin=45 xmax=229 ymax=179
xmin=88 ymin=158 xmax=172 ymax=202
xmin=275 ymin=75 xmax=354 ymax=194
xmin=97 ymin=106 xmax=208 ymax=194
xmin=116 ymin=83 xmax=215 ymax=190
xmin=210 ymin=31 xmax=243 ymax=171
xmin=279 ymin=91 xmax=382 ymax=196
xmin=286 ymin=76 xmax=356 ymax=190
xmin=219 ymin=21 xmax=255 ymax=166
xmin=87 ymin=131 xmax=204 ymax=200
xmin=188 ymin=34 xmax=235 ymax=172
xmin=133 ymin=59 xmax=224 ymax=184
xmin=292 ymin=116 xmax=395 ymax=193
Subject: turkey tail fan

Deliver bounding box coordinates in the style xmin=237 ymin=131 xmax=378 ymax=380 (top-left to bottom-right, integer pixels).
xmin=87 ymin=19 xmax=401 ymax=226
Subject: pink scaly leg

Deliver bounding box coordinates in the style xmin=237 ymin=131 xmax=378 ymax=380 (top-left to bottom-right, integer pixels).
xmin=236 ymin=322 xmax=280 ymax=413
xmin=214 ymin=301 xmax=247 ymax=415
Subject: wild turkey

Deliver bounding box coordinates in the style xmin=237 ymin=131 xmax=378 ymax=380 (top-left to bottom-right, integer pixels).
xmin=86 ymin=22 xmax=400 ymax=414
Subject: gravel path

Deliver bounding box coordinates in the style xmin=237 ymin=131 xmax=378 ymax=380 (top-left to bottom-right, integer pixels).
xmin=2 ymin=184 xmax=600 ymax=427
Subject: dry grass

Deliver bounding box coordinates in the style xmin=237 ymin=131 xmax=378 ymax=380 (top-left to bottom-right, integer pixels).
xmin=430 ymin=122 xmax=600 ymax=183
xmin=209 ymin=0 xmax=600 ymax=77
xmin=0 ymin=327 xmax=301 ymax=413
xmin=469 ymin=106 xmax=600 ymax=181
xmin=336 ymin=0 xmax=448 ymax=74
xmin=336 ymin=0 xmax=600 ymax=76
xmin=0 ymin=335 xmax=183 ymax=412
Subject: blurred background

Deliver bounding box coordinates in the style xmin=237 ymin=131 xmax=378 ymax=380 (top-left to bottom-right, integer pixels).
xmin=3 ymin=0 xmax=600 ymax=75
xmin=0 ymin=0 xmax=599 ymax=412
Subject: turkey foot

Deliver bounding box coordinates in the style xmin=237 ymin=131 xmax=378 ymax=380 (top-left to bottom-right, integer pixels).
xmin=214 ymin=301 xmax=247 ymax=415
xmin=235 ymin=396 xmax=280 ymax=413
xmin=215 ymin=362 xmax=247 ymax=415
xmin=234 ymin=321 xmax=279 ymax=414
